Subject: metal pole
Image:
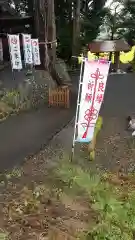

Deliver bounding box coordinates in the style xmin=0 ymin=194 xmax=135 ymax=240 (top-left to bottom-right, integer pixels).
xmin=7 ymin=34 xmax=16 ymax=82
xmin=71 ymin=59 xmax=85 ymax=161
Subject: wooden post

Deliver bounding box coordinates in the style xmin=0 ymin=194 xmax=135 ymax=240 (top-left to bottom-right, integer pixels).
xmin=114 ymin=51 xmax=120 ymax=72
xmin=88 ymin=116 xmax=103 ymax=160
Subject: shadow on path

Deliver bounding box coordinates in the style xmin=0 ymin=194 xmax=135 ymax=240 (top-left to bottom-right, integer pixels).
xmin=0 ymin=67 xmax=79 ymax=172
xmin=0 ymin=104 xmax=76 ymax=171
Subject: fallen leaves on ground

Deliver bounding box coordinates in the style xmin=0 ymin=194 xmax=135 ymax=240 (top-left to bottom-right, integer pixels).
xmin=0 ymin=152 xmax=93 ymax=240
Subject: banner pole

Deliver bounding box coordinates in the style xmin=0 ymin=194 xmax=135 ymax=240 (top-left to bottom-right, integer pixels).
xmin=71 ymin=59 xmax=85 ymax=162
xmin=7 ymin=34 xmax=16 ymax=82
xmin=31 ymin=43 xmax=36 ymax=85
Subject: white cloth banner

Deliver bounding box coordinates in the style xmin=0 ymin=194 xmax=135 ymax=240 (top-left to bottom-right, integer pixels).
xmin=0 ymin=38 xmax=3 ymax=62
xmin=8 ymin=34 xmax=22 ymax=70
xmin=31 ymin=39 xmax=41 ymax=65
xmin=22 ymin=34 xmax=33 ymax=64
xmin=76 ymin=60 xmax=110 ymax=143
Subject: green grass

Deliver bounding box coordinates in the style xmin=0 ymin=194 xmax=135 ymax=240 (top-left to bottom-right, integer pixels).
xmin=56 ymin=160 xmax=135 ymax=239
xmin=0 ymin=231 xmax=9 ymax=240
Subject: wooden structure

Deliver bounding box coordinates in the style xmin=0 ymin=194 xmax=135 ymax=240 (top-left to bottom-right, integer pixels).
xmin=48 ymin=86 xmax=70 ymax=108
xmin=0 ymin=1 xmax=33 ymax=33
xmin=88 ymin=40 xmax=130 ymax=71
xmin=0 ymin=1 xmax=33 ymax=61
xmin=0 ymin=16 xmax=33 ymax=33
xmin=0 ymin=16 xmax=33 ymax=61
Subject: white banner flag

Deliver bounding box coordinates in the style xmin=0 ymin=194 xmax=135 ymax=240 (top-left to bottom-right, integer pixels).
xmin=8 ymin=34 xmax=22 ymax=70
xmin=76 ymin=60 xmax=110 ymax=143
xmin=0 ymin=38 xmax=3 ymax=62
xmin=31 ymin=39 xmax=41 ymax=65
xmin=22 ymin=34 xmax=33 ymax=64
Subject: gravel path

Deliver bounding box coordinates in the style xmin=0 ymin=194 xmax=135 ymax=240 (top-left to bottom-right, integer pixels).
xmin=0 ymin=72 xmax=135 ymax=173
xmin=47 ymin=73 xmax=135 ymax=173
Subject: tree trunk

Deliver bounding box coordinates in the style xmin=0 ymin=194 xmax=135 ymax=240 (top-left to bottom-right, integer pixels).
xmin=27 ymin=0 xmax=34 ymax=15
xmin=34 ymin=0 xmax=62 ymax=85
xmin=33 ymin=0 xmax=40 ymax=37
xmin=72 ymin=0 xmax=81 ymax=57
xmin=47 ymin=0 xmax=56 ymax=67
xmin=46 ymin=0 xmax=62 ymax=85
xmin=33 ymin=0 xmax=47 ymax=40
xmin=109 ymin=30 xmax=114 ymax=61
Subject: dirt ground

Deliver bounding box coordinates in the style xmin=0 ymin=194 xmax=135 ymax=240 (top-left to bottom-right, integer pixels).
xmin=95 ymin=73 xmax=135 ymax=173
xmin=51 ymin=73 xmax=135 ymax=173
xmin=0 ymin=73 xmax=135 ymax=239
xmin=0 ymin=124 xmax=94 ymax=239
xmin=0 ymin=116 xmax=133 ymax=239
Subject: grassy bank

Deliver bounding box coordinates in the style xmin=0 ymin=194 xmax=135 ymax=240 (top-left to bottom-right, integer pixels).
xmin=57 ymin=160 xmax=135 ymax=239
xmin=0 ymin=149 xmax=135 ymax=239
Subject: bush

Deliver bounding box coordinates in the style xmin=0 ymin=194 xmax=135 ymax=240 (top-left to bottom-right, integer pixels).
xmin=0 ymin=64 xmax=71 ymax=120
xmin=1 ymin=78 xmax=48 ymax=113
xmin=1 ymin=90 xmax=20 ymax=109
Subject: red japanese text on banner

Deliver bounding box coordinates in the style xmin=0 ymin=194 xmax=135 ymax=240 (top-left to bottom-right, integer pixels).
xmin=76 ymin=60 xmax=110 ymax=142
xmin=8 ymin=34 xmax=22 ymax=70
xmin=31 ymin=39 xmax=41 ymax=66
xmin=22 ymin=34 xmax=33 ymax=65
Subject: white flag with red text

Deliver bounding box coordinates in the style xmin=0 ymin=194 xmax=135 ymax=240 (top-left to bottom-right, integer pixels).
xmin=22 ymin=34 xmax=33 ymax=64
xmin=31 ymin=39 xmax=41 ymax=65
xmin=76 ymin=59 xmax=110 ymax=142
xmin=8 ymin=34 xmax=22 ymax=70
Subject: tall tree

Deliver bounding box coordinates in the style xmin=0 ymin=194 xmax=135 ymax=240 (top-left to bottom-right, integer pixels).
xmin=55 ymin=0 xmax=108 ymax=60
xmin=81 ymin=0 xmax=107 ymax=44
xmin=37 ymin=0 xmax=62 ymax=84
xmin=55 ymin=0 xmax=73 ymax=60
xmin=121 ymin=0 xmax=135 ymax=45
xmin=47 ymin=0 xmax=56 ymax=66
xmin=72 ymin=0 xmax=81 ymax=56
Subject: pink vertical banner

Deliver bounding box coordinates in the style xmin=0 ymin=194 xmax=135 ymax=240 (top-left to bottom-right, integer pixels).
xmin=76 ymin=59 xmax=110 ymax=142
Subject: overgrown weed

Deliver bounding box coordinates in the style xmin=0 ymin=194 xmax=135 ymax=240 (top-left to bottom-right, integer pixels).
xmin=56 ymin=160 xmax=135 ymax=239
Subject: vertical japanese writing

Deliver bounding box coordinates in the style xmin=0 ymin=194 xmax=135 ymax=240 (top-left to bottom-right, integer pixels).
xmin=84 ymin=80 xmax=94 ymax=103
xmin=95 ymin=78 xmax=105 ymax=104
xmin=8 ymin=35 xmax=22 ymax=70
xmin=77 ymin=60 xmax=110 ymax=143
xmin=31 ymin=39 xmax=41 ymax=65
xmin=82 ymin=68 xmax=104 ymax=139
xmin=22 ymin=34 xmax=33 ymax=65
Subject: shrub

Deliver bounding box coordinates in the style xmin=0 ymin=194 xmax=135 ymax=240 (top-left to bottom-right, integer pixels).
xmin=1 ymin=90 xmax=20 ymax=109
xmin=0 ymin=80 xmax=47 ymax=112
